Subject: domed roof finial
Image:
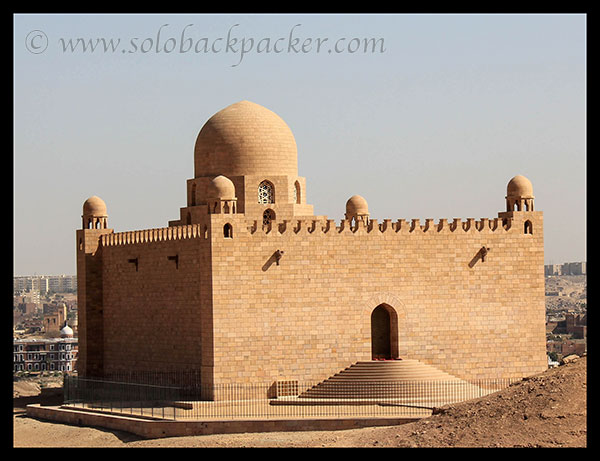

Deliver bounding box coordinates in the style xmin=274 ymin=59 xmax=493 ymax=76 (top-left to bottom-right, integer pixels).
xmin=83 ymin=196 xmax=107 ymax=216
xmin=507 ymin=175 xmax=534 ymax=198
xmin=345 ymin=195 xmax=370 ymax=224
xmin=82 ymin=196 xmax=108 ymax=229
xmin=206 ymin=175 xmax=236 ymax=200
xmin=506 ymin=175 xmax=535 ymax=212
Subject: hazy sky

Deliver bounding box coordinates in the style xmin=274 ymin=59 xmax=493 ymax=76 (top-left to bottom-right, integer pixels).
xmin=14 ymin=14 xmax=586 ymax=275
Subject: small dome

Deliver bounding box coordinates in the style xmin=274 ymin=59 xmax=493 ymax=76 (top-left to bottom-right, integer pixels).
xmin=507 ymin=175 xmax=534 ymax=198
xmin=346 ymin=195 xmax=369 ymax=216
xmin=83 ymin=196 xmax=107 ymax=216
xmin=206 ymin=175 xmax=236 ymax=199
xmin=194 ymin=100 xmax=298 ymax=178
xmin=60 ymin=324 xmax=73 ymax=338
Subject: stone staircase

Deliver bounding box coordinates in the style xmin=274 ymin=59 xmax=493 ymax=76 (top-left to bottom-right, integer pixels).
xmin=298 ymin=359 xmax=484 ymax=404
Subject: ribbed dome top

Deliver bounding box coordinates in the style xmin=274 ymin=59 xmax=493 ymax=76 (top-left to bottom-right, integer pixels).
xmin=206 ymin=175 xmax=236 ymax=199
xmin=83 ymin=196 xmax=107 ymax=216
xmin=507 ymin=175 xmax=534 ymax=198
xmin=194 ymin=101 xmax=298 ymax=178
xmin=346 ymin=195 xmax=369 ymax=216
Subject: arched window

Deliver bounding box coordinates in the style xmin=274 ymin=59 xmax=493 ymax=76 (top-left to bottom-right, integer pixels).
xmin=223 ymin=223 xmax=233 ymax=238
xmin=258 ymin=180 xmax=275 ymax=204
xmin=263 ymin=209 xmax=275 ymax=226
xmin=191 ymin=183 xmax=197 ymax=206
xmin=524 ymin=220 xmax=533 ymax=234
xmin=294 ymin=181 xmax=301 ymax=204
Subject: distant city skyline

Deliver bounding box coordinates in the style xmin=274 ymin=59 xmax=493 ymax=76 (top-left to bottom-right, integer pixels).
xmin=14 ymin=14 xmax=586 ymax=275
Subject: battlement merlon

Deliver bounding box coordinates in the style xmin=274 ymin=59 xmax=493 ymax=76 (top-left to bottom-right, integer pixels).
xmin=98 ymin=211 xmax=544 ymax=248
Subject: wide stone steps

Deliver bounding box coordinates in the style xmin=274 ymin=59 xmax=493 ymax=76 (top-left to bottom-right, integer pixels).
xmin=298 ymin=359 xmax=480 ymax=400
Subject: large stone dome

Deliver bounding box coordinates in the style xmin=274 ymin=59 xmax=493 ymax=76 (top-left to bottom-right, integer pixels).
xmin=194 ymin=100 xmax=298 ymax=178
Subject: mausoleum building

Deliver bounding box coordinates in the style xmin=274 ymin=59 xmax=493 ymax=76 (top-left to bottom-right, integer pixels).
xmin=76 ymin=101 xmax=547 ymax=390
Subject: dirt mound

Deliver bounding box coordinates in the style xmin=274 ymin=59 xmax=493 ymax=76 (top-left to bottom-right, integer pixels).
xmin=343 ymin=355 xmax=587 ymax=448
xmin=13 ymin=357 xmax=587 ymax=447
xmin=14 ymin=375 xmax=63 ymax=398
xmin=13 ymin=375 xmax=64 ymax=412
xmin=13 ymin=381 xmax=42 ymax=399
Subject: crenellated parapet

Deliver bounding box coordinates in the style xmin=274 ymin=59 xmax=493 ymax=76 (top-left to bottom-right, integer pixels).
xmin=95 ymin=214 xmax=527 ymax=249
xmin=242 ymin=215 xmax=515 ymax=237
xmin=89 ymin=173 xmax=542 ymax=249
xmin=100 ymin=224 xmax=206 ymax=247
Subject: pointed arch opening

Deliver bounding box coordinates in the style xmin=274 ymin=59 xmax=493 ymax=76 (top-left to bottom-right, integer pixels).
xmin=258 ymin=180 xmax=275 ymax=204
xmin=263 ymin=208 xmax=275 ymax=226
xmin=371 ymin=304 xmax=399 ymax=360
xmin=294 ymin=180 xmax=301 ymax=204
xmin=191 ymin=183 xmax=197 ymax=206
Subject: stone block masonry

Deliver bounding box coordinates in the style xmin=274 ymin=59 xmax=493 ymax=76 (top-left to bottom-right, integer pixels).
xmin=76 ymin=101 xmax=547 ymax=393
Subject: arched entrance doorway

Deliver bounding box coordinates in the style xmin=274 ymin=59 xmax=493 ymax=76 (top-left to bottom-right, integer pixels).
xmin=371 ymin=304 xmax=399 ymax=360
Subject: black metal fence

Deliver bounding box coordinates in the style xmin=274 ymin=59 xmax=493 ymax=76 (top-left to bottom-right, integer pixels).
xmin=63 ymin=375 xmax=518 ymax=421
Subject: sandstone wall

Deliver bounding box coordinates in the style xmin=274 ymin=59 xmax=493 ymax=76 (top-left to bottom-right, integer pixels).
xmin=209 ymin=213 xmax=546 ymax=385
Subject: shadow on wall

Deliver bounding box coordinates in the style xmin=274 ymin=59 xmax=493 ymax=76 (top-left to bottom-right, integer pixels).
xmin=468 ymin=246 xmax=490 ymax=269
xmin=262 ymin=250 xmax=285 ymax=272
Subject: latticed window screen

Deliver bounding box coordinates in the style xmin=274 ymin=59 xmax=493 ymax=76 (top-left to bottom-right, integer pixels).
xmin=263 ymin=209 xmax=275 ymax=226
xmin=258 ymin=181 xmax=274 ymax=204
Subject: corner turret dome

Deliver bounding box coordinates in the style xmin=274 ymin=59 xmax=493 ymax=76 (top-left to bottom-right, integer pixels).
xmin=82 ymin=196 xmax=108 ymax=229
xmin=505 ymin=175 xmax=535 ymax=212
xmin=83 ymin=196 xmax=107 ymax=216
xmin=345 ymin=195 xmax=369 ymax=217
xmin=206 ymin=175 xmax=236 ymax=199
xmin=507 ymin=175 xmax=534 ymax=198
xmin=193 ymin=100 xmax=298 ymax=178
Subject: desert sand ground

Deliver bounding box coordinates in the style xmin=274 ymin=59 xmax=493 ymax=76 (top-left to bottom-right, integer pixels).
xmin=13 ymin=356 xmax=586 ymax=448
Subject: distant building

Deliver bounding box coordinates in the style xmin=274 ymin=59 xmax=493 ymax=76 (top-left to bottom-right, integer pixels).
xmin=565 ymin=313 xmax=587 ymax=339
xmin=546 ymin=338 xmax=586 ymax=358
xmin=545 ymin=262 xmax=586 ymax=276
xmin=13 ymin=275 xmax=77 ymax=294
xmin=545 ymin=264 xmax=563 ymax=276
xmin=17 ymin=302 xmax=39 ymax=316
xmin=546 ymin=313 xmax=587 ymax=339
xmin=13 ymin=332 xmax=78 ymax=373
xmin=16 ymin=290 xmax=42 ymax=306
xmin=43 ymin=303 xmax=68 ymax=335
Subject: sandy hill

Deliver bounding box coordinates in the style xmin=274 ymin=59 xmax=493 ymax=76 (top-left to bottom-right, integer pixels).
xmin=342 ymin=355 xmax=587 ymax=448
